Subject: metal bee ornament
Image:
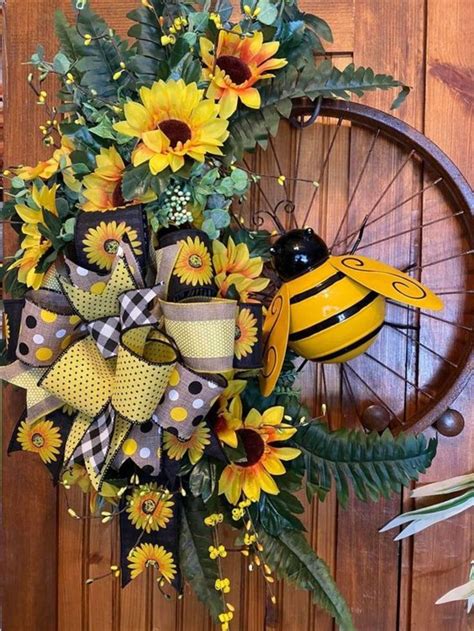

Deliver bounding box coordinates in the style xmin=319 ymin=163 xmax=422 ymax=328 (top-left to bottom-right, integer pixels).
xmin=259 ymin=209 xmax=443 ymax=397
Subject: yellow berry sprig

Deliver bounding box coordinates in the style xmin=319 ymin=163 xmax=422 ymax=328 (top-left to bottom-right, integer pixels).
xmin=204 ymin=512 xmax=236 ymax=630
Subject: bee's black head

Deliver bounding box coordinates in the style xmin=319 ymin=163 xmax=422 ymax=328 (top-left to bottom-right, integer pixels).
xmin=270 ymin=227 xmax=329 ymax=281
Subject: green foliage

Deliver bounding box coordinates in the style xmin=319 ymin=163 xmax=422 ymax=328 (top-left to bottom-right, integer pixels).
xmin=258 ymin=528 xmax=355 ymax=630
xmin=227 ymin=60 xmax=410 ymax=159
xmin=55 ymin=8 xmax=133 ymax=100
xmin=189 ymin=458 xmax=218 ymax=503
xmin=257 ymin=490 xmax=305 ymax=535
xmin=292 ymin=422 xmax=438 ymax=505
xmin=179 ymin=496 xmax=223 ymax=621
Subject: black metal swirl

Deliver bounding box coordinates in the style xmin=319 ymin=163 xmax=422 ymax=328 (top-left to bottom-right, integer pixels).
xmin=339 ymin=256 xmax=428 ymax=300
xmin=252 ymin=199 xmax=297 ymax=232
xmin=261 ymin=293 xmax=284 ymax=379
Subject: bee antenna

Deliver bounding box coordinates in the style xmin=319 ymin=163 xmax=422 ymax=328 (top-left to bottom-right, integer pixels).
xmin=349 ymin=215 xmax=369 ymax=254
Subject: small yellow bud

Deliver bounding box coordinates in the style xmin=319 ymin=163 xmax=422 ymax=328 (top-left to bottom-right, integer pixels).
xmin=243 ymin=5 xmax=252 ymax=15
xmin=277 ymin=175 xmax=286 ymax=186
xmin=120 ymin=61 xmax=126 ymax=69
xmin=67 ymin=508 xmax=80 ymax=519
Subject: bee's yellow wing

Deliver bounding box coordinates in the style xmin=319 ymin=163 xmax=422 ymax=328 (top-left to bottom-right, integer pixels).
xmin=330 ymin=255 xmax=443 ymax=310
xmin=259 ymin=284 xmax=290 ymax=397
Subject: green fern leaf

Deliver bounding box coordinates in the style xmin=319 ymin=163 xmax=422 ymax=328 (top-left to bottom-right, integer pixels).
xmin=292 ymin=422 xmax=437 ymax=505
xmin=258 ymin=528 xmax=355 ymax=631
xmin=227 ymin=60 xmax=409 ymax=160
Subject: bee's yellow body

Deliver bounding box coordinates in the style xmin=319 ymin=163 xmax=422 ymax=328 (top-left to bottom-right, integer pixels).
xmin=286 ymin=261 xmax=386 ymax=363
xmin=260 ymin=231 xmax=443 ymax=397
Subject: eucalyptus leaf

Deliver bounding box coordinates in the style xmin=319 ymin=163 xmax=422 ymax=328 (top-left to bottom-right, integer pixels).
xmin=256 ymin=0 xmax=279 ymax=25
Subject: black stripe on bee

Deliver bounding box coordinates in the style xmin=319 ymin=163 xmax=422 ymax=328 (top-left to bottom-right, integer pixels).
xmin=288 ymin=291 xmax=379 ymax=342
xmin=289 ymin=271 xmax=345 ymax=305
xmin=309 ymin=322 xmax=385 ymax=362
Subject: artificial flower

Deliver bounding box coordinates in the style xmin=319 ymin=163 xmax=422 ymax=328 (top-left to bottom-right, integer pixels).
xmin=218 ymin=406 xmax=300 ymax=504
xmin=126 ymin=483 xmax=174 ymax=533
xmin=81 ymin=146 xmax=156 ymax=212
xmin=214 ymin=390 xmax=244 ymax=449
xmin=82 ymin=220 xmax=142 ymax=271
xmin=17 ymin=418 xmax=62 ymax=464
xmin=8 ymin=184 xmax=59 ymax=289
xmin=16 ymin=136 xmax=80 ymax=192
xmin=62 ymin=464 xmax=120 ymax=512
xmin=200 ymin=30 xmax=287 ymax=118
xmin=127 ymin=543 xmax=177 ymax=582
xmin=173 ymin=235 xmax=213 ymax=286
xmin=113 ymin=79 xmax=229 ymax=174
xmin=163 ymin=423 xmax=211 ymax=465
xmin=234 ymin=307 xmax=258 ymax=359
xmin=213 ymin=237 xmax=269 ymax=301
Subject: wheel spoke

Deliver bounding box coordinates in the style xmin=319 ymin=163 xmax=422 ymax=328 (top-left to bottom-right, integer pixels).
xmin=387 ymin=301 xmax=473 ymax=331
xmin=355 ymin=211 xmax=463 ymax=252
xmin=331 ymin=130 xmax=380 ymax=249
xmin=344 ymin=363 xmax=401 ymax=423
xmin=363 ymin=352 xmax=434 ymax=399
xmin=302 ymin=117 xmax=343 ymax=228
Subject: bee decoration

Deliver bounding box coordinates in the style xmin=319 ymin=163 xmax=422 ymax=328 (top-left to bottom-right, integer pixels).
xmin=259 ymin=209 xmax=443 ymax=397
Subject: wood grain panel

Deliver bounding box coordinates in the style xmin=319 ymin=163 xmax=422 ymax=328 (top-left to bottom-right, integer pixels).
xmin=1 ymin=1 xmax=472 ymax=630
xmin=2 ymin=2 xmax=60 ymax=629
xmin=408 ymin=0 xmax=474 ymax=628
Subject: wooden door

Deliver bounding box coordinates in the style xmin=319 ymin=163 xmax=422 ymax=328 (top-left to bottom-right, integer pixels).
xmin=2 ymin=1 xmax=472 ymax=630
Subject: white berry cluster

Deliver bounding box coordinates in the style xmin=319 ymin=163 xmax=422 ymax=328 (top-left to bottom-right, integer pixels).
xmin=162 ymin=183 xmax=193 ymax=226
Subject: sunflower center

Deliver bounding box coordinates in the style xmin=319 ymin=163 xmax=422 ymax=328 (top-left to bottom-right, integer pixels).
xmin=216 ymin=55 xmax=252 ymax=85
xmin=142 ymin=499 xmax=157 ymax=515
xmin=188 ymin=253 xmax=203 ymax=269
xmin=237 ymin=428 xmax=265 ymax=467
xmin=112 ymin=182 xmax=126 ymax=208
xmin=104 ymin=239 xmax=120 ymax=255
xmin=235 ymin=324 xmax=242 ymax=341
xmin=159 ymin=119 xmax=192 ymax=148
xmin=32 ymin=432 xmax=45 ymax=448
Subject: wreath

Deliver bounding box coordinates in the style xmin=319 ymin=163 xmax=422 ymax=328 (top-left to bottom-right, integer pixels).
xmin=0 ymin=2 xmax=438 ymax=629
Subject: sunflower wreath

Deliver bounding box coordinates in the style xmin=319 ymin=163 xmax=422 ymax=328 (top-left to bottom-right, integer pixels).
xmin=0 ymin=1 xmax=437 ymax=629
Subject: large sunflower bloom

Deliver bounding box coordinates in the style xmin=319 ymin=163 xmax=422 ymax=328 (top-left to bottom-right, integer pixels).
xmin=218 ymin=406 xmax=300 ymax=504
xmin=173 ymin=235 xmax=213 ymax=286
xmin=163 ymin=423 xmax=210 ymax=465
xmin=128 ymin=543 xmax=177 ymax=582
xmin=82 ymin=220 xmax=142 ymax=271
xmin=213 ymin=237 xmax=269 ymax=300
xmin=17 ymin=418 xmax=62 ymax=464
xmin=9 ymin=184 xmax=59 ymax=289
xmin=126 ymin=484 xmax=174 ymax=533
xmin=82 ymin=146 xmax=156 ymax=212
xmin=113 ymin=79 xmax=229 ymax=175
xmin=200 ymin=30 xmax=287 ymax=118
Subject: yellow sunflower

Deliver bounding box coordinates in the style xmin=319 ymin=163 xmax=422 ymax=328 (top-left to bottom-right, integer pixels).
xmin=113 ymin=79 xmax=229 ymax=174
xmin=16 ymin=136 xmax=80 ymax=192
xmin=214 ymin=388 xmax=244 ymax=449
xmin=82 ymin=220 xmax=142 ymax=271
xmin=173 ymin=235 xmax=213 ymax=286
xmin=17 ymin=418 xmax=62 ymax=464
xmin=126 ymin=483 xmax=174 ymax=533
xmin=218 ymin=406 xmax=300 ymax=504
xmin=200 ymin=30 xmax=288 ymax=118
xmin=9 ymin=184 xmax=59 ymax=289
xmin=234 ymin=307 xmax=258 ymax=360
xmin=62 ymin=464 xmax=120 ymax=512
xmin=128 ymin=543 xmax=177 ymax=582
xmin=3 ymin=312 xmax=11 ymax=346
xmin=213 ymin=237 xmax=269 ymax=301
xmin=163 ymin=423 xmax=211 ymax=465
xmin=82 ymin=146 xmax=156 ymax=212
